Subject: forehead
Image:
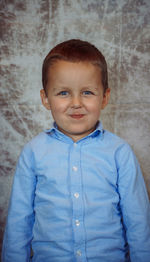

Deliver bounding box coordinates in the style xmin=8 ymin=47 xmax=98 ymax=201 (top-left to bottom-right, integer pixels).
xmin=48 ymin=60 xmax=101 ymax=77
xmin=47 ymin=60 xmax=102 ymax=86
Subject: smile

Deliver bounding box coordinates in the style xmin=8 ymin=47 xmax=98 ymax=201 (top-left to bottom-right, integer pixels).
xmin=70 ymin=114 xmax=85 ymax=119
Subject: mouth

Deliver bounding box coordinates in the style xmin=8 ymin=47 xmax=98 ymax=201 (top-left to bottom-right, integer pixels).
xmin=70 ymin=114 xmax=85 ymax=119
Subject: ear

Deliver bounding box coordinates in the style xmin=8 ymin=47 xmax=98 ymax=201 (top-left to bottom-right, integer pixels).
xmin=101 ymin=88 xmax=110 ymax=109
xmin=40 ymin=89 xmax=51 ymax=110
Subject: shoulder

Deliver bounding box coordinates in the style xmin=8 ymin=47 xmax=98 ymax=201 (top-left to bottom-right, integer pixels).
xmin=21 ymin=131 xmax=53 ymax=156
xmin=103 ymin=129 xmax=125 ymax=143
xmin=28 ymin=131 xmax=50 ymax=147
xmin=102 ymin=129 xmax=131 ymax=150
xmin=102 ymin=129 xmax=136 ymax=163
xmin=101 ymin=130 xmax=142 ymax=181
xmin=104 ymin=130 xmax=138 ymax=165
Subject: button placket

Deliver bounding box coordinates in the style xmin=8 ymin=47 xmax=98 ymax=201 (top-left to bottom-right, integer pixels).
xmin=72 ymin=166 xmax=78 ymax=172
xmin=74 ymin=192 xmax=79 ymax=198
xmin=76 ymin=249 xmax=82 ymax=256
xmin=75 ymin=219 xmax=80 ymax=226
xmin=69 ymin=143 xmax=87 ymax=261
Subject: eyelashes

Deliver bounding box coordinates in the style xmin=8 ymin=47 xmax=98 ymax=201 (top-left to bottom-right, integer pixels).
xmin=57 ymin=91 xmax=69 ymax=96
xmin=57 ymin=90 xmax=94 ymax=96
xmin=82 ymin=91 xmax=94 ymax=95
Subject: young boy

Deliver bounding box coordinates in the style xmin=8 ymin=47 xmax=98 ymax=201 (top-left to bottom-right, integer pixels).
xmin=2 ymin=39 xmax=150 ymax=262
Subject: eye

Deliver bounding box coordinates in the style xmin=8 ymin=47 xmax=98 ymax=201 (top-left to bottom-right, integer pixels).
xmin=58 ymin=91 xmax=69 ymax=96
xmin=83 ymin=90 xmax=94 ymax=95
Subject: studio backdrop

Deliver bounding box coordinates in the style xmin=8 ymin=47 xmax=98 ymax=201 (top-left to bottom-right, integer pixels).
xmin=0 ymin=0 xmax=150 ymax=254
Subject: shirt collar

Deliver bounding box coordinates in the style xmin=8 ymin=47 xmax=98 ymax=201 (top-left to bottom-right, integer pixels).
xmin=44 ymin=121 xmax=104 ymax=143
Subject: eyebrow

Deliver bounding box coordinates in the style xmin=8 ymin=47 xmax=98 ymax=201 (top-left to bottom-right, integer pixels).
xmin=81 ymin=86 xmax=100 ymax=92
xmin=52 ymin=86 xmax=70 ymax=92
xmin=52 ymin=85 xmax=101 ymax=92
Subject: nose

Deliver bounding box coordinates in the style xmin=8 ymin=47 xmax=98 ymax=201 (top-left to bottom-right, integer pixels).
xmin=71 ymin=95 xmax=82 ymax=108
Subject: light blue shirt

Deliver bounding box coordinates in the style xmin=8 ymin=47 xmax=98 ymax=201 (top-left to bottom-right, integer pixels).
xmin=2 ymin=122 xmax=150 ymax=262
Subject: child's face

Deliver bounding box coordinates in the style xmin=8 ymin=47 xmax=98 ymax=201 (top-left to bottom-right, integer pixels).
xmin=41 ymin=60 xmax=110 ymax=142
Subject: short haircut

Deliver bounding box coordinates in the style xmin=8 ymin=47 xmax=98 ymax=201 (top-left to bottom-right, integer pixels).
xmin=42 ymin=39 xmax=108 ymax=94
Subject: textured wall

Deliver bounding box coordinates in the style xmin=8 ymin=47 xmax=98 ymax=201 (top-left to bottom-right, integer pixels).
xmin=0 ymin=0 xmax=150 ymax=254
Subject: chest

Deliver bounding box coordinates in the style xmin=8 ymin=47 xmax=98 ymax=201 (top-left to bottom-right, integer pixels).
xmin=34 ymin=143 xmax=118 ymax=201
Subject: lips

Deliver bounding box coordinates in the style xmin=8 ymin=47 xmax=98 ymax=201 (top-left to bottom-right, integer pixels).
xmin=70 ymin=114 xmax=85 ymax=119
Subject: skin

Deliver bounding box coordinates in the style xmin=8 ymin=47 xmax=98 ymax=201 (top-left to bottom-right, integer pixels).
xmin=40 ymin=60 xmax=110 ymax=142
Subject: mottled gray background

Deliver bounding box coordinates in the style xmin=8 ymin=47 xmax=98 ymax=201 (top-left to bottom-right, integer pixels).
xmin=0 ymin=0 xmax=150 ymax=254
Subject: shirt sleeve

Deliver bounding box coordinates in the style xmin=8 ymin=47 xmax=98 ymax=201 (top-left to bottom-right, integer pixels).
xmin=2 ymin=143 xmax=36 ymax=262
xmin=116 ymin=143 xmax=150 ymax=262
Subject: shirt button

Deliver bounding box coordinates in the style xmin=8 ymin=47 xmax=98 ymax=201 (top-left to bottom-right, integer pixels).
xmin=74 ymin=192 xmax=79 ymax=198
xmin=74 ymin=143 xmax=77 ymax=147
xmin=76 ymin=250 xmax=82 ymax=256
xmin=75 ymin=219 xmax=80 ymax=226
xmin=72 ymin=166 xmax=78 ymax=172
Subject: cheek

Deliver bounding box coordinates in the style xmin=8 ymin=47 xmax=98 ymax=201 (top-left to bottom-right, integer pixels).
xmin=51 ymin=100 xmax=68 ymax=113
xmin=86 ymin=100 xmax=101 ymax=113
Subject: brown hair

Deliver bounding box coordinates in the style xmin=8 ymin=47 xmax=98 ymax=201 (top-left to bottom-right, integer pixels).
xmin=42 ymin=39 xmax=108 ymax=94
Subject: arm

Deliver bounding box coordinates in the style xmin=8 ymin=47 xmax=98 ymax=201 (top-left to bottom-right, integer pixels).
xmin=116 ymin=144 xmax=150 ymax=262
xmin=2 ymin=143 xmax=36 ymax=262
